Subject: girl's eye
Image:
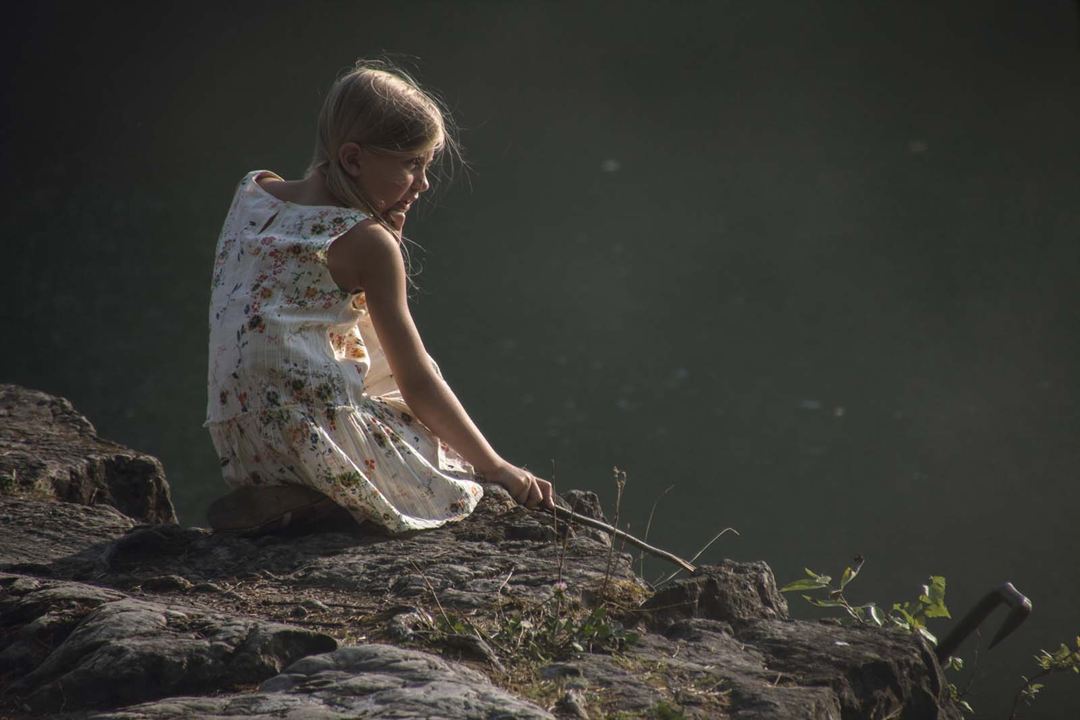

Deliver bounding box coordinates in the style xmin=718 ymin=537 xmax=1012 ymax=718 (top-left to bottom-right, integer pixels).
xmin=409 ymin=157 xmax=425 ymax=169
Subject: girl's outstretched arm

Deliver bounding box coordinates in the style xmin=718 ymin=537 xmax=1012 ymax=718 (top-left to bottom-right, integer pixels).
xmin=327 ymin=221 xmax=554 ymax=510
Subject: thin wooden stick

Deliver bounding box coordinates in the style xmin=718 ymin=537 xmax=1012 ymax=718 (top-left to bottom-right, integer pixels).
xmin=654 ymin=527 xmax=739 ymax=587
xmin=551 ymin=505 xmax=697 ymax=575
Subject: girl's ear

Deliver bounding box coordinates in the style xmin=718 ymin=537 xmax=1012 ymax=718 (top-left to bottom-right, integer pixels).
xmin=338 ymin=142 xmax=363 ymax=178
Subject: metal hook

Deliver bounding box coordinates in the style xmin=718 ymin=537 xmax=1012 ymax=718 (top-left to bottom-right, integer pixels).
xmin=935 ymin=582 xmax=1032 ymax=662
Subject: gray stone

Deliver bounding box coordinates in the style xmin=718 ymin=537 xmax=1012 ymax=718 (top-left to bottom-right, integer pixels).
xmin=89 ymin=644 xmax=553 ymax=719
xmin=386 ymin=608 xmax=433 ymax=641
xmin=555 ymin=688 xmax=590 ymax=719
xmin=0 ymin=496 xmax=134 ymax=576
xmin=0 ymin=574 xmax=126 ymax=679
xmin=0 ymin=385 xmax=176 ymax=524
xmin=734 ymin=618 xmax=952 ymax=719
xmin=642 ymin=559 xmax=790 ymax=628
xmin=541 ymin=662 xmax=584 ymax=679
xmin=1 ymin=574 xmax=337 ymax=713
xmin=139 ymin=574 xmax=194 ymax=592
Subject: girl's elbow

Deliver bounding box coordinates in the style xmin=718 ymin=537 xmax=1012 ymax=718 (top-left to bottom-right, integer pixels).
xmin=396 ymin=367 xmax=441 ymax=404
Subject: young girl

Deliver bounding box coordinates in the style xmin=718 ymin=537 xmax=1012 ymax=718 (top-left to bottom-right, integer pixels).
xmin=205 ymin=60 xmax=554 ymax=533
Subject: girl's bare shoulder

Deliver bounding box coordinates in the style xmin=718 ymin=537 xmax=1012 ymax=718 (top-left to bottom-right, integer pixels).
xmin=252 ymin=172 xmax=291 ymax=200
xmin=335 ymin=218 xmax=397 ymax=251
xmin=254 ymin=172 xmax=344 ymax=209
xmin=326 ymin=221 xmax=401 ymax=292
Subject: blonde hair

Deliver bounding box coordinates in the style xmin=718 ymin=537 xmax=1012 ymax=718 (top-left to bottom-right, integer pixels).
xmin=307 ymin=60 xmax=461 ymax=230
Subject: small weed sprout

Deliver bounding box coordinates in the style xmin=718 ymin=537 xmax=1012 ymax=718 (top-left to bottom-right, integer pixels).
xmin=601 ymin=467 xmax=628 ymax=601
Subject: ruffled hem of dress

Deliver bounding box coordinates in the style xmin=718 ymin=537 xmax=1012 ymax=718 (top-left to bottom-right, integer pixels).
xmin=206 ymin=401 xmax=483 ymax=534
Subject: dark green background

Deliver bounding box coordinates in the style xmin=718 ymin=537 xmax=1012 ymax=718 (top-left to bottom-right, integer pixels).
xmin=3 ymin=2 xmax=1078 ymax=716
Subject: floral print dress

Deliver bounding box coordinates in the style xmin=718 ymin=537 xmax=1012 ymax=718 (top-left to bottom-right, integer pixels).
xmin=205 ymin=170 xmax=483 ymax=532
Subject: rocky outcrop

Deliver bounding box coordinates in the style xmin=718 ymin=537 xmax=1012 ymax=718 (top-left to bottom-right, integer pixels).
xmin=0 ymin=385 xmax=175 ymax=524
xmin=641 ymin=559 xmax=789 ymax=627
xmin=90 ymin=645 xmax=555 ymax=720
xmin=1 ymin=574 xmax=337 ymax=714
xmin=0 ymin=386 xmax=964 ymax=719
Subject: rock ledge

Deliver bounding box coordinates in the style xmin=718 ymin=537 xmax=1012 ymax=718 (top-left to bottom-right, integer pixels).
xmin=0 ymin=386 xmax=962 ymax=719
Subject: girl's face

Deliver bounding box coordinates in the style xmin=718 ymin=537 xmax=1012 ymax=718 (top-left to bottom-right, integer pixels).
xmin=354 ymin=147 xmax=434 ymax=226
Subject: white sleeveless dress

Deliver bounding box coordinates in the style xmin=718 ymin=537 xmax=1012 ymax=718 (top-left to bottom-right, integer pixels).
xmin=204 ymin=170 xmax=483 ymax=532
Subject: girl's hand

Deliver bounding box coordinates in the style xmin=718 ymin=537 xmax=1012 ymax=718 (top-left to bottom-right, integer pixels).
xmin=483 ymin=462 xmax=554 ymax=511
xmin=385 ymin=208 xmax=406 ymax=236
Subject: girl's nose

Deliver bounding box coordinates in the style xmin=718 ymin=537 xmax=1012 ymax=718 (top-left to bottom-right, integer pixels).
xmin=415 ymin=169 xmax=430 ymax=193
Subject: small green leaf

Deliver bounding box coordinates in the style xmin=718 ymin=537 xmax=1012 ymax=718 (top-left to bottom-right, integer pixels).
xmin=839 ymin=564 xmax=859 ymax=590
xmin=805 ymin=596 xmax=848 ymax=608
xmin=892 ymin=605 xmax=917 ymax=628
xmin=921 ymin=576 xmax=950 ymax=619
xmin=803 ymin=568 xmax=831 ymax=584
xmin=781 ymin=578 xmax=830 ymax=593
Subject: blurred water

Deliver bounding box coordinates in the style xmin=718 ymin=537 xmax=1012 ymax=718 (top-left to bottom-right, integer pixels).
xmin=3 ymin=2 xmax=1078 ymax=716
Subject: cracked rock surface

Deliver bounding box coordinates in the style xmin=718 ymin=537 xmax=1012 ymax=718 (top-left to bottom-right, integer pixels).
xmin=1 ymin=574 xmax=337 ymax=714
xmin=0 ymin=384 xmax=175 ymax=524
xmin=92 ymin=645 xmax=554 ymax=720
xmin=0 ymin=386 xmax=964 ymax=719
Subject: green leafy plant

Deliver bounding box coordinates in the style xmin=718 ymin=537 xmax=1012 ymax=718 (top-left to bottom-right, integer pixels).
xmin=781 ymin=557 xmax=950 ymax=644
xmin=569 ymin=604 xmax=639 ymax=653
xmin=1010 ymin=636 xmax=1080 ymax=719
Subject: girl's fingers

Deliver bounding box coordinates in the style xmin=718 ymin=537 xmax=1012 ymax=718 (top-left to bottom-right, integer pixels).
xmin=505 ymin=470 xmax=552 ymax=510
xmin=539 ymin=479 xmax=555 ymax=509
xmin=526 ymin=477 xmax=542 ymax=508
xmin=513 ymin=476 xmax=536 ymax=506
xmin=513 ymin=480 xmax=531 ymax=505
